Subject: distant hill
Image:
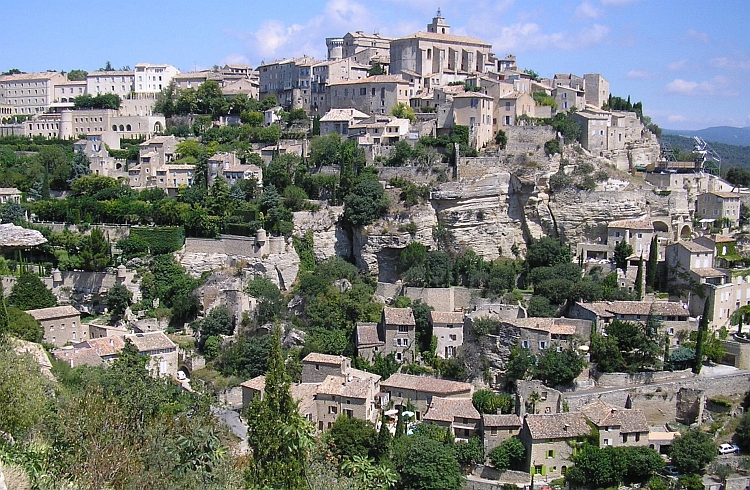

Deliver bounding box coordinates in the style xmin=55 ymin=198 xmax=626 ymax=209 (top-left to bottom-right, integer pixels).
xmin=659 ymin=134 xmax=750 ymax=169
xmin=662 ymin=126 xmax=750 ymax=146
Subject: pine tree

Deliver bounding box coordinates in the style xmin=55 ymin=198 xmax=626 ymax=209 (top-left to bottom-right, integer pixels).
xmin=244 ymin=325 xmax=312 ymax=489
xmin=0 ymin=281 xmax=8 ymax=342
xmin=646 ymin=235 xmax=659 ymax=291
xmin=375 ymin=413 xmax=392 ymax=461
xmin=395 ymin=409 xmax=405 ymax=438
xmin=693 ymin=296 xmax=712 ymax=375
xmin=634 ymin=256 xmax=644 ymax=300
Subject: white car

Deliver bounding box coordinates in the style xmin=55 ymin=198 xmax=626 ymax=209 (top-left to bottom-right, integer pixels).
xmin=718 ymin=443 xmax=740 ymax=455
xmin=176 ymin=371 xmax=187 ymax=381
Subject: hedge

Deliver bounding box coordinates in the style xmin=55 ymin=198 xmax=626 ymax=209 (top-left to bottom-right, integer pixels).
xmin=129 ymin=226 xmax=185 ymax=254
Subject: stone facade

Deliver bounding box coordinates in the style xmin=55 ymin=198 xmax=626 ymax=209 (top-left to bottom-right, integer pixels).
xmin=29 ymin=305 xmax=83 ymax=347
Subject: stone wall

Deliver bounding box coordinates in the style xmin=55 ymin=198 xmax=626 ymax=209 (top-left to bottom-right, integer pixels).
xmin=378 ymin=166 xmax=442 ymax=185
xmin=33 ymin=222 xmax=131 ymax=240
xmin=184 ymin=234 xmax=286 ymax=257
xmin=593 ymin=367 xmax=695 ymax=388
xmin=402 ymin=286 xmax=479 ymax=312
xmin=504 ymin=126 xmax=557 ymax=155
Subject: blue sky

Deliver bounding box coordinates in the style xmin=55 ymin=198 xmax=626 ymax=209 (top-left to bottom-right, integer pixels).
xmin=3 ymin=0 xmax=749 ymax=130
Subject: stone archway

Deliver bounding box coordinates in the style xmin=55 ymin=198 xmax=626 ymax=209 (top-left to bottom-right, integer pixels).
xmin=680 ymin=224 xmax=692 ymax=240
xmin=653 ymin=220 xmax=669 ymax=234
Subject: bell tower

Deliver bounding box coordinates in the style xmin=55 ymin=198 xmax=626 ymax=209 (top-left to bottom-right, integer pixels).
xmin=427 ymin=8 xmax=450 ymax=35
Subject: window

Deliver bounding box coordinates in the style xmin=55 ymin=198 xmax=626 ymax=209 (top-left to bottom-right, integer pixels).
xmin=622 ymin=434 xmax=629 ymax=443
xmin=344 ymin=409 xmax=353 ymax=418
xmin=547 ymin=449 xmax=555 ymax=458
xmin=491 ymin=427 xmax=497 ymax=435
xmin=449 ymin=334 xmax=457 ymax=341
xmin=539 ymin=341 xmax=547 ymax=350
xmin=398 ymin=325 xmax=409 ymax=333
xmin=329 ymin=406 xmax=338 ymax=414
xmin=396 ymin=352 xmax=403 ymax=361
xmin=521 ymin=340 xmax=530 ymax=348
xmin=603 ymin=438 xmax=610 ymax=446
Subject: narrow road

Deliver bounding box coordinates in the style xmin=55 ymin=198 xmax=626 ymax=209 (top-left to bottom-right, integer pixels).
xmin=213 ymin=407 xmax=247 ymax=440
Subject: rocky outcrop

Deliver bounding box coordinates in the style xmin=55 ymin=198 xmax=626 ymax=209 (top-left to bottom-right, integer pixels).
xmin=293 ymin=205 xmax=349 ymax=261
xmin=243 ymin=250 xmax=300 ymax=291
xmin=0 ymin=223 xmax=46 ymax=248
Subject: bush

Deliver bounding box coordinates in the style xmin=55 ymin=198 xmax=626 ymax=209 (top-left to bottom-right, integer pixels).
xmin=129 ymin=226 xmax=185 ymax=255
xmin=544 ymin=139 xmax=561 ymax=156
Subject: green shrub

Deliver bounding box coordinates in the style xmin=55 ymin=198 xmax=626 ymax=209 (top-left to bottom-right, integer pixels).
xmin=129 ymin=226 xmax=184 ymax=254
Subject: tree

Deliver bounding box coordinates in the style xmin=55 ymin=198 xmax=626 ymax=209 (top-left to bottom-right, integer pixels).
xmin=495 ymin=130 xmax=508 ymax=149
xmin=693 ymin=296 xmax=711 ymax=375
xmin=534 ymin=346 xmax=586 ymax=386
xmin=736 ymin=411 xmax=750 ymax=451
xmin=107 ymin=283 xmax=132 ymax=319
xmin=367 ymin=62 xmax=386 ymax=76
xmin=472 ymin=390 xmax=513 ymax=415
xmin=399 ymin=436 xmax=463 ymax=490
xmin=326 ymin=416 xmax=378 ymax=460
xmin=342 ymin=174 xmax=389 ymax=228
xmin=6 ymin=307 xmax=42 ymax=343
xmin=646 ymin=235 xmax=659 ymax=291
xmin=505 ymin=344 xmax=535 ymax=388
xmin=66 ymin=69 xmax=87 ymax=81
xmin=8 ymin=272 xmax=56 ymax=310
xmin=669 ymin=429 xmax=716 ymax=474
xmin=0 ymin=281 xmax=7 ymax=340
xmin=634 ymin=256 xmax=644 ymax=300
xmin=614 ymin=240 xmax=633 ymax=273
xmin=726 ymin=167 xmax=750 ymax=188
xmin=0 ymin=347 xmax=51 ymax=441
xmin=244 ymin=326 xmax=313 ymax=489
xmin=79 ymin=228 xmax=112 ymax=271
xmin=0 ymin=201 xmax=25 ymax=223
xmin=455 ymin=437 xmax=484 ymax=468
xmin=391 ymin=102 xmax=416 ymax=123
xmin=488 ymin=437 xmax=526 ymax=471
xmin=525 ymin=237 xmax=572 ymax=269
xmin=196 ymin=306 xmax=234 ymax=352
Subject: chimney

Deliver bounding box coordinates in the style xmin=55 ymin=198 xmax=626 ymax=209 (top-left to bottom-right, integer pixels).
xmin=563 ymin=423 xmax=569 ymax=431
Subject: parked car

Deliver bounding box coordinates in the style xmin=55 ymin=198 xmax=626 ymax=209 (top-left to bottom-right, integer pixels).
xmin=718 ymin=443 xmax=740 ymax=455
xmin=661 ymin=466 xmax=680 ymax=477
xmin=176 ymin=371 xmax=187 ymax=381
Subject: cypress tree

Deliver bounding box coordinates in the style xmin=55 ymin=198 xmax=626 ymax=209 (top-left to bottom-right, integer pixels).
xmin=375 ymin=413 xmax=392 ymax=460
xmin=634 ymin=256 xmax=644 ymax=300
xmin=646 ymin=235 xmax=659 ymax=291
xmin=693 ymin=296 xmax=712 ymax=375
xmin=0 ymin=281 xmax=8 ymax=342
xmin=395 ymin=409 xmax=405 ymax=438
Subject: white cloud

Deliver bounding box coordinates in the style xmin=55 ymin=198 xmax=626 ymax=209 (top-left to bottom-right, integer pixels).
xmin=667 ymin=115 xmax=687 ymax=123
xmin=222 ymin=53 xmax=250 ymax=66
xmin=685 ymin=29 xmax=709 ymax=43
xmin=575 ymin=1 xmax=601 ymax=19
xmin=667 ymin=59 xmax=687 ymax=71
xmin=626 ymin=69 xmax=650 ymax=79
xmin=600 ymin=0 xmax=640 ymax=5
xmin=666 ymin=76 xmax=739 ymax=97
xmin=710 ymin=56 xmax=750 ymax=71
xmin=492 ymin=23 xmax=610 ymax=52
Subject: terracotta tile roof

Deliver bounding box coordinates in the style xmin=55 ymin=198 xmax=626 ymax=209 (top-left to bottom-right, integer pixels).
xmin=453 ymin=92 xmax=492 ymax=99
xmin=430 ymin=311 xmax=465 ymax=325
xmin=329 ymin=75 xmax=409 ymax=86
xmin=240 ymin=374 xmax=266 ymax=391
xmin=581 ymin=400 xmax=649 ymax=433
xmin=383 ymin=307 xmax=416 ymax=326
xmin=483 ymin=414 xmax=522 ymax=427
xmin=53 ymin=347 xmax=105 ymax=368
xmin=525 ymin=413 xmax=590 ymax=440
xmin=317 ymin=374 xmax=375 ymax=399
xmin=550 ymin=324 xmax=577 ymax=335
xmin=0 ymin=72 xmax=64 ymax=82
xmin=712 ymin=234 xmax=735 ymax=243
xmin=578 ymin=301 xmax=690 ymax=318
xmin=320 ymin=108 xmax=370 ymax=121
xmin=424 ymin=397 xmax=479 ymax=423
xmin=88 ymin=70 xmax=134 ymax=77
xmin=291 ymin=383 xmax=319 ymax=413
xmin=302 ymin=353 xmax=346 ymax=365
xmin=704 ymin=191 xmax=741 ymax=199
xmin=675 ymin=241 xmax=712 ymax=253
xmin=608 ymin=217 xmax=653 ymax=230
xmin=356 ymin=322 xmax=384 ymax=347
xmin=27 ymin=305 xmax=80 ymax=321
xmin=82 ymin=336 xmax=125 ymax=357
xmin=0 ymin=187 xmax=20 ymax=195
xmin=125 ymin=332 xmax=176 ymax=352
xmin=402 ymin=31 xmax=491 ymax=47
xmin=346 ymin=368 xmax=381 ymax=382
xmin=381 ymin=373 xmax=473 ymax=396
xmin=692 ymin=268 xmax=726 ymax=278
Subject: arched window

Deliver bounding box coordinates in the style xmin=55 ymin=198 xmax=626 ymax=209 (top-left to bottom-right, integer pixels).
xmin=119 ymin=125 xmax=124 ymax=131
xmin=112 ymin=125 xmax=117 ymax=131
xmin=126 ymin=124 xmax=131 ymax=131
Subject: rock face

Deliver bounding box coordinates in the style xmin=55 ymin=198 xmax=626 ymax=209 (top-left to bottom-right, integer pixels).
xmin=243 ymin=250 xmax=300 ymax=291
xmin=0 ymin=223 xmax=46 ymax=248
xmin=293 ymin=205 xmax=350 ymax=261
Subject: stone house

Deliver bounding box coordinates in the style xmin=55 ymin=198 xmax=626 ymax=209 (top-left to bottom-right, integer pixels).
xmin=583 ymin=73 xmax=609 ymax=109
xmin=580 ymin=399 xmax=649 ymax=447
xmin=340 ymin=31 xmax=393 ymax=62
xmin=129 ymin=135 xmax=193 ymax=195
xmin=449 ymin=92 xmax=494 ymax=150
xmin=482 ymin=414 xmax=522 ymax=453
xmin=207 ymin=151 xmax=262 ymax=187
xmin=0 ymin=71 xmax=68 ymax=116
xmin=319 ymin=108 xmax=369 ymax=136
xmin=571 ymin=108 xmax=610 ymax=154
xmin=607 ymin=216 xmax=658 ymax=259
xmin=258 ymin=56 xmax=317 ymax=111
xmin=86 ymin=70 xmax=136 ymax=98
xmin=0 ymin=187 xmax=21 ymax=204
xmin=75 ymin=133 xmax=128 ymax=180
xmin=429 ymin=311 xmax=464 ymax=359
xmin=133 ymin=63 xmax=180 ymax=95
xmin=552 ymin=85 xmax=585 ymax=112
xmin=520 ymin=412 xmax=591 ymax=479
xmin=381 ymin=307 xmax=416 ymax=363
xmin=568 ymin=300 xmax=694 ymax=346
xmin=327 ymin=75 xmax=411 ymax=116
xmin=505 ymin=317 xmax=591 ymax=355
xmin=348 ymin=115 xmax=410 ymax=146
xmin=314 ymin=371 xmax=382 ymax=430
xmin=301 ymin=352 xmax=352 ymax=383
xmin=29 ymin=305 xmax=83 ymax=347
xmin=496 ymin=91 xmax=535 ymax=126
xmin=380 ymin=373 xmax=473 ymax=421
xmin=697 ymin=191 xmax=741 ymax=227
xmin=423 ymin=396 xmax=480 ymax=442
xmin=516 ymin=380 xmax=562 ymax=417
xmin=240 ymin=374 xmax=320 ymax=424
xmin=355 ymin=322 xmax=386 ymax=362
xmin=310 ymin=58 xmax=370 ymax=113
xmin=694 ymin=234 xmax=740 ymax=269
xmin=125 ymin=331 xmax=178 ymax=378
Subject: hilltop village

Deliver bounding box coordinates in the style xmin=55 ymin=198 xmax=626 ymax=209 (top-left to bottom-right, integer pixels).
xmin=3 ymin=10 xmax=750 ymax=490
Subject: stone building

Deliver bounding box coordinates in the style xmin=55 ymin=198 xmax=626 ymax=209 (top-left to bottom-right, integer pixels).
xmin=0 ymin=71 xmax=68 ymax=116
xmin=133 ymin=63 xmax=180 ymax=95
xmin=355 ymin=322 xmax=386 ymax=362
xmin=380 ymin=373 xmax=473 ymax=421
xmin=207 ymin=151 xmax=262 ymax=187
xmin=319 ymin=108 xmax=370 ymax=136
xmin=311 ymin=58 xmax=370 ymax=112
xmin=697 ymin=191 xmax=741 ymax=227
xmin=128 ymin=135 xmax=193 ymax=195
xmin=327 ymin=75 xmax=411 ymax=116
xmin=381 ymin=307 xmax=416 ymax=363
xmin=86 ymin=70 xmax=135 ymax=98
xmin=389 ymin=11 xmax=494 ymax=89
xmin=449 ymin=92 xmax=494 ymax=150
xmin=125 ymin=331 xmax=178 ymax=378
xmin=496 ymin=91 xmax=535 ymax=126
xmin=580 ymin=399 xmax=649 ymax=447
xmin=429 ymin=310 xmax=464 ymax=359
xmin=423 ymin=396 xmax=481 ymax=441
xmin=520 ymin=412 xmax=591 ymax=479
xmin=314 ymin=371 xmax=382 ymax=430
xmin=29 ymin=305 xmax=83 ymax=347
xmin=301 ymin=352 xmax=352 ymax=383
xmin=348 ymin=115 xmax=410 ymax=146
xmin=258 ymin=56 xmax=317 ymax=111
xmin=482 ymin=414 xmax=522 ymax=453
xmin=0 ymin=187 xmax=21 ymax=204
xmin=583 ymin=73 xmax=609 ymax=109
